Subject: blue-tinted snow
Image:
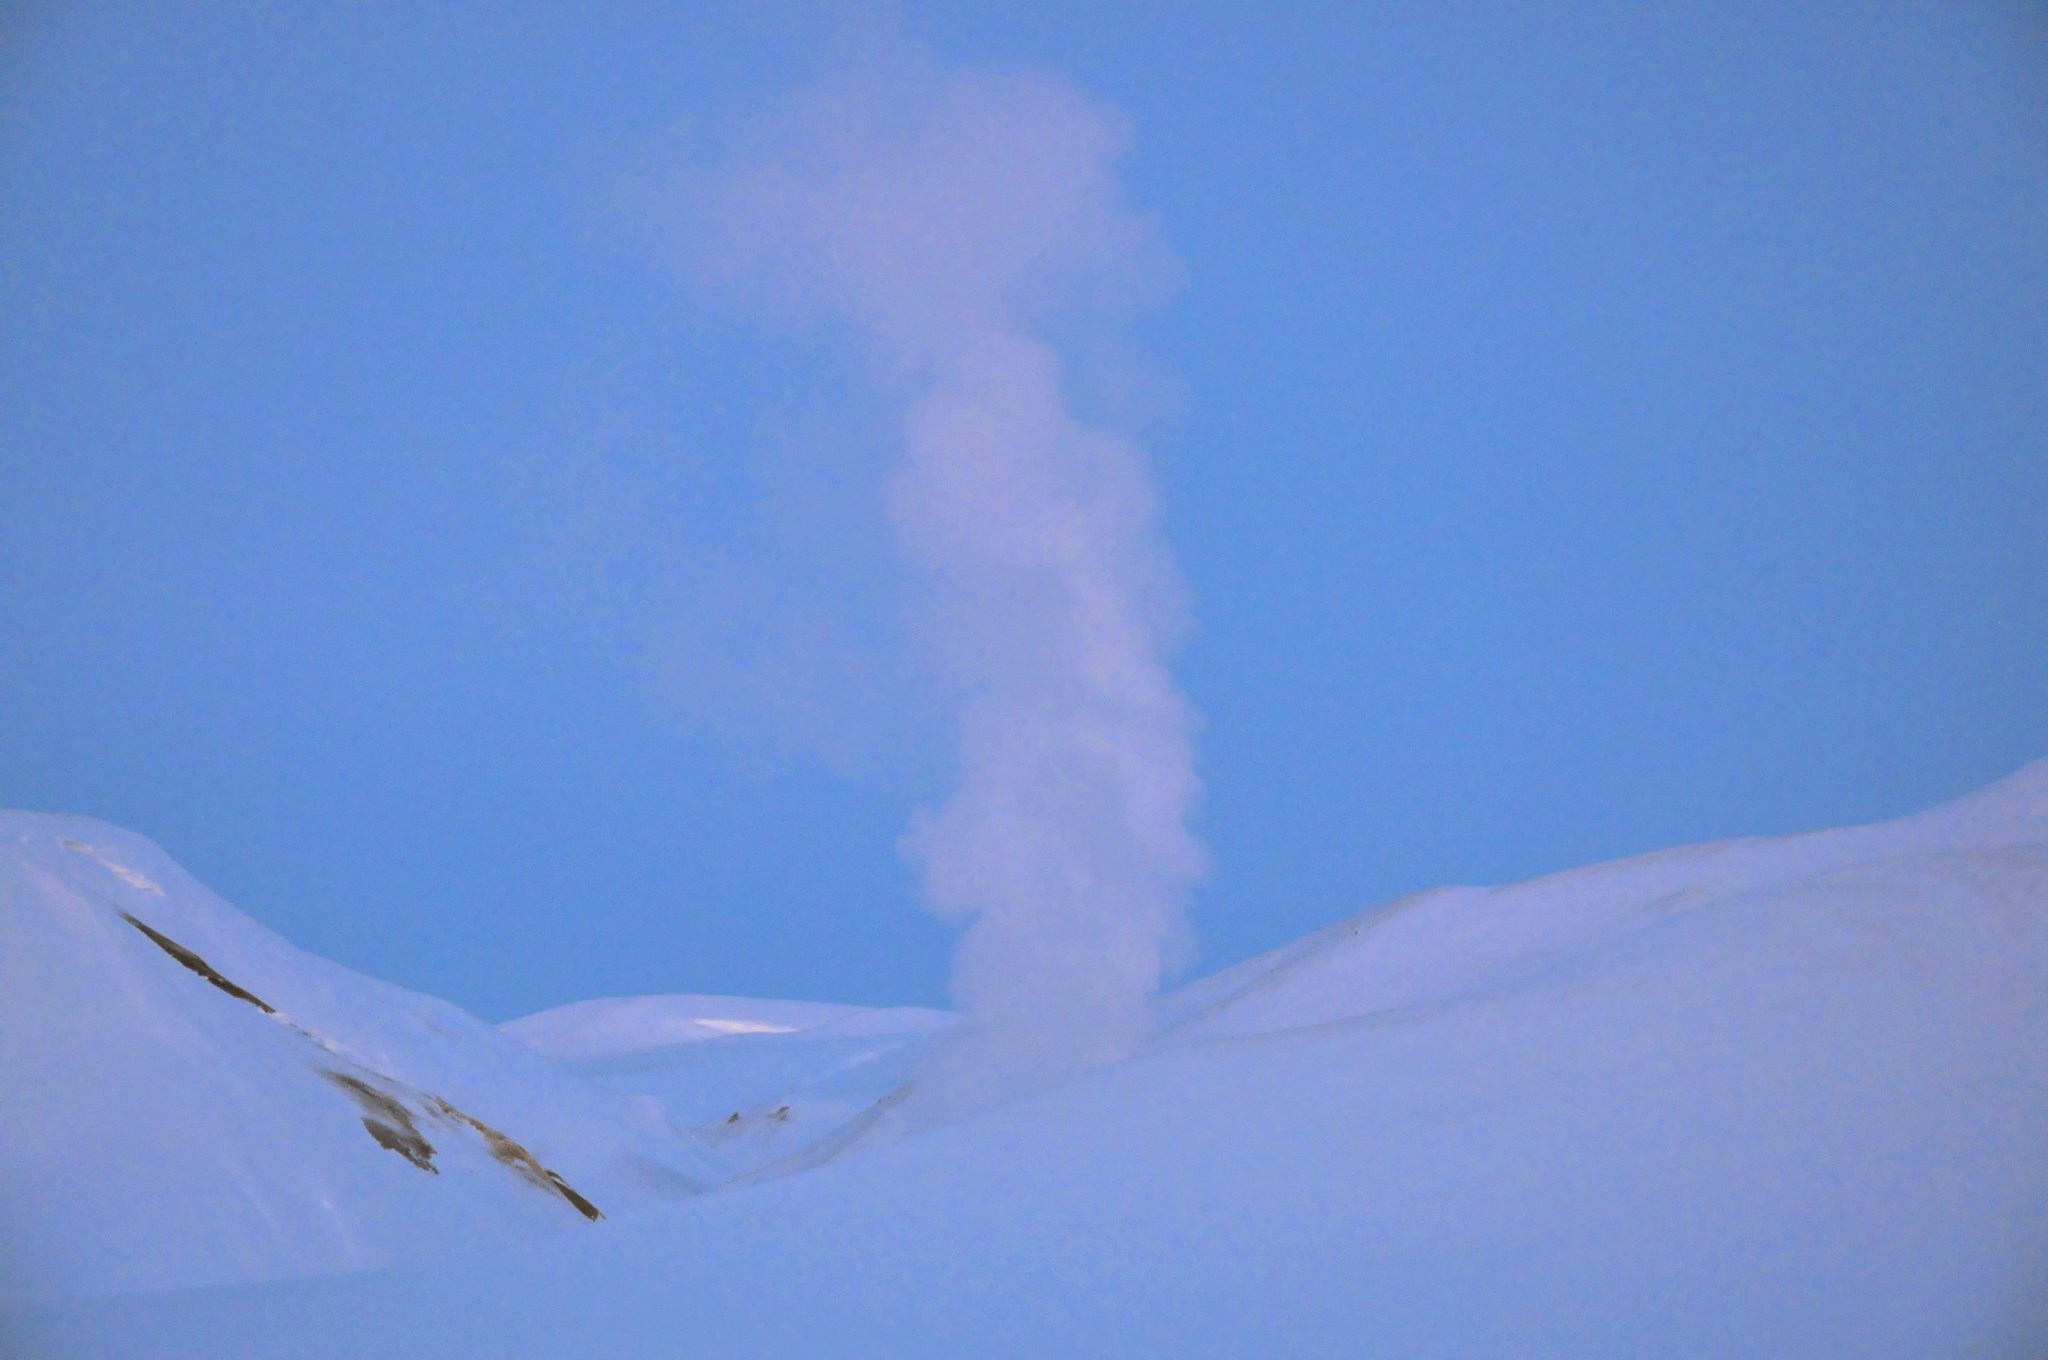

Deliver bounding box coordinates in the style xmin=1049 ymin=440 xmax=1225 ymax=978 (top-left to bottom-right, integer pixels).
xmin=6 ymin=764 xmax=2047 ymax=1356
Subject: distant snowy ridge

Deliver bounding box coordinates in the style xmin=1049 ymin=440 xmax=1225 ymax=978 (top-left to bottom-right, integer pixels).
xmin=504 ymin=993 xmax=953 ymax=1061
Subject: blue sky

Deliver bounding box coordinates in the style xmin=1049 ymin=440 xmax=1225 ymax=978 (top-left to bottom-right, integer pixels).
xmin=3 ymin=2 xmax=2044 ymax=1021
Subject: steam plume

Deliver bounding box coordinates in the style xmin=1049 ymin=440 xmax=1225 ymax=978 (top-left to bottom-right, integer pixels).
xmin=689 ymin=44 xmax=1205 ymax=1115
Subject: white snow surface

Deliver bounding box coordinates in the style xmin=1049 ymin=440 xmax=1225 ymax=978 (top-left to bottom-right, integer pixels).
xmin=7 ymin=762 xmax=2048 ymax=1357
xmin=504 ymin=996 xmax=956 ymax=1181
xmin=0 ymin=814 xmax=717 ymax=1305
xmin=504 ymin=992 xmax=952 ymax=1056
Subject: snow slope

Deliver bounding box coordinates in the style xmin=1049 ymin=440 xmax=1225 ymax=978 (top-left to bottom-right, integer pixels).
xmin=0 ymin=813 xmax=716 ymax=1305
xmin=7 ymin=764 xmax=2048 ymax=1357
xmin=1160 ymin=754 xmax=2048 ymax=1040
xmin=504 ymin=995 xmax=955 ymax=1180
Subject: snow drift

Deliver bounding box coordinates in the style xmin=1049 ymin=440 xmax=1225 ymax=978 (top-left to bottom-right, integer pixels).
xmin=5 ymin=763 xmax=2048 ymax=1357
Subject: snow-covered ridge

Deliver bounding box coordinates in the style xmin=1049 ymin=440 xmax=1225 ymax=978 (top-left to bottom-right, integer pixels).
xmin=0 ymin=813 xmax=716 ymax=1304
xmin=1159 ymin=757 xmax=2048 ymax=1040
xmin=5 ymin=763 xmax=2047 ymax=1356
xmin=504 ymin=993 xmax=953 ymax=1061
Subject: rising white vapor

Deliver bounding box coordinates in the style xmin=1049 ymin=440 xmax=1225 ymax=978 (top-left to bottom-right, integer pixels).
xmin=687 ymin=44 xmax=1205 ymax=1116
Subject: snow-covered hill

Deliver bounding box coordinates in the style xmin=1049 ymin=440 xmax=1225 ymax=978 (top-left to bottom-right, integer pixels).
xmin=6 ymin=764 xmax=2048 ymax=1357
xmin=0 ymin=813 xmax=716 ymax=1304
xmin=1160 ymin=754 xmax=2048 ymax=1041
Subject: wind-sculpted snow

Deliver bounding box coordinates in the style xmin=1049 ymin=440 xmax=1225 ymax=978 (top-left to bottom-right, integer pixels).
xmin=6 ymin=764 xmax=2048 ymax=1358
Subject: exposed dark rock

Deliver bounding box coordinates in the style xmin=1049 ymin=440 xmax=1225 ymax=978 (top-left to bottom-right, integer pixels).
xmin=321 ymin=1071 xmax=439 ymax=1173
xmin=120 ymin=913 xmax=276 ymax=1014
